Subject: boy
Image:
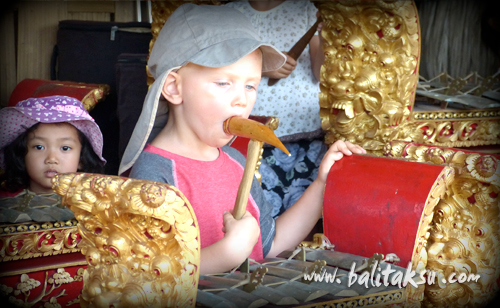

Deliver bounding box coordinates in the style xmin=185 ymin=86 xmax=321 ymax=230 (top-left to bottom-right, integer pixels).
xmin=119 ymin=3 xmax=365 ymax=274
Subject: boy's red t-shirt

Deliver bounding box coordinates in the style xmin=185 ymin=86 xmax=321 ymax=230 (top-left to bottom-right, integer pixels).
xmin=144 ymin=144 xmax=264 ymax=261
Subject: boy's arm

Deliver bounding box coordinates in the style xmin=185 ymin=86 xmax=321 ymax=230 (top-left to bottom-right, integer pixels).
xmin=266 ymin=179 xmax=324 ymax=257
xmin=200 ymin=211 xmax=260 ymax=275
xmin=266 ymin=140 xmax=366 ymax=258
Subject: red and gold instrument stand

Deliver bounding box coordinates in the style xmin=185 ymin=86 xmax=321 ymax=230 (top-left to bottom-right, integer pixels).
xmin=322 ymin=149 xmax=499 ymax=308
xmin=8 ymin=79 xmax=109 ymax=111
xmin=0 ymin=220 xmax=86 ymax=307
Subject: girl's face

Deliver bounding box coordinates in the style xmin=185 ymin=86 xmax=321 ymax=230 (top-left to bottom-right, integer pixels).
xmin=25 ymin=123 xmax=82 ymax=194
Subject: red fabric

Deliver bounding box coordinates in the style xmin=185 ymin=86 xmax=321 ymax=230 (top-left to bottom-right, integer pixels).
xmin=0 ymin=188 xmax=23 ymax=197
xmin=144 ymin=145 xmax=264 ymax=260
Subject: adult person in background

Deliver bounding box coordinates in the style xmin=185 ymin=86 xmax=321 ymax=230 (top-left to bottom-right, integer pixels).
xmin=225 ymin=0 xmax=326 ymax=217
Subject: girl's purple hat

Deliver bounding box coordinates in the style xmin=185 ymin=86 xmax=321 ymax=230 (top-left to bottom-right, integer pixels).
xmin=0 ymin=95 xmax=106 ymax=168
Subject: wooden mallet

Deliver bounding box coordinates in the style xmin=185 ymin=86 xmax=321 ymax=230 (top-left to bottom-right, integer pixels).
xmin=223 ymin=116 xmax=290 ymax=219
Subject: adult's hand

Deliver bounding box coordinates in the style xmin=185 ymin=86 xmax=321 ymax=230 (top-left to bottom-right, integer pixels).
xmin=263 ymin=52 xmax=297 ymax=79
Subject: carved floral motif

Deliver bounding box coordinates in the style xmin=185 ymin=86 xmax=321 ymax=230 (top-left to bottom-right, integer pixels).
xmin=0 ymin=268 xmax=83 ymax=308
xmin=384 ymin=141 xmax=500 ymax=307
xmin=318 ymin=0 xmax=420 ymax=150
xmin=0 ymin=220 xmax=81 ymax=262
xmin=318 ymin=0 xmax=499 ymax=149
xmin=52 ymin=173 xmax=200 ymax=308
xmin=406 ymin=166 xmax=455 ymax=308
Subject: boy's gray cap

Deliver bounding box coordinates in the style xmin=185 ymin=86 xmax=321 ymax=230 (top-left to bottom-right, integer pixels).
xmin=119 ymin=3 xmax=286 ymax=175
xmin=149 ymin=3 xmax=286 ymax=78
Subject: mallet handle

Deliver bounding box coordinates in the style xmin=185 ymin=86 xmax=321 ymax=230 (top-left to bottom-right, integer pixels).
xmin=233 ymin=139 xmax=263 ymax=220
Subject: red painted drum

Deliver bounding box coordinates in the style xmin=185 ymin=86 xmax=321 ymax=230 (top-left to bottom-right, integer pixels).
xmin=323 ymin=154 xmax=454 ymax=267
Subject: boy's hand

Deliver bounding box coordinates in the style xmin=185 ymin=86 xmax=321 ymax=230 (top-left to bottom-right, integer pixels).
xmin=199 ymin=211 xmax=260 ymax=274
xmin=316 ymin=140 xmax=366 ymax=184
xmin=263 ymin=52 xmax=297 ymax=79
xmin=222 ymin=210 xmax=260 ymax=254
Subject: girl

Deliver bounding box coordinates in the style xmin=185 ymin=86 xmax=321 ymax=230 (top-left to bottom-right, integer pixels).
xmin=0 ymin=95 xmax=106 ymax=223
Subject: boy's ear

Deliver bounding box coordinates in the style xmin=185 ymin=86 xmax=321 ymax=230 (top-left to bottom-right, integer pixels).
xmin=161 ymin=71 xmax=183 ymax=105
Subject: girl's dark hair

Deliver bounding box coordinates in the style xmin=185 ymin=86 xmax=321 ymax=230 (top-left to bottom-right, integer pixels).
xmin=0 ymin=123 xmax=105 ymax=193
xmin=77 ymin=127 xmax=105 ymax=174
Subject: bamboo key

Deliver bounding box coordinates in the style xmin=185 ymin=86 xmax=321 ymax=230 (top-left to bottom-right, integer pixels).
xmin=268 ymin=16 xmax=322 ymax=86
xmin=223 ymin=116 xmax=290 ymax=219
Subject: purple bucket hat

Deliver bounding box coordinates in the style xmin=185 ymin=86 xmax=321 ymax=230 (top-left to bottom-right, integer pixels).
xmin=0 ymin=95 xmax=106 ymax=169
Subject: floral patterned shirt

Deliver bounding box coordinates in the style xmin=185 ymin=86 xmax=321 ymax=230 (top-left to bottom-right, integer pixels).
xmin=225 ymin=1 xmax=321 ymax=138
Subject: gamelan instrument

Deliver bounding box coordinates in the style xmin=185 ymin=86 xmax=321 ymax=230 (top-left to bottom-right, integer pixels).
xmin=2 ymin=152 xmax=462 ymax=307
xmin=8 ymin=78 xmax=109 ymax=111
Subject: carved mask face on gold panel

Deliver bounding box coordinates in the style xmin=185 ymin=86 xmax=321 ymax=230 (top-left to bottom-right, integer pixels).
xmin=319 ymin=1 xmax=419 ymax=149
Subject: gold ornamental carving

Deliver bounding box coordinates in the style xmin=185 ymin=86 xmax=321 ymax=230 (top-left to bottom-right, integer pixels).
xmin=52 ymin=173 xmax=200 ymax=308
xmin=0 ymin=268 xmax=83 ymax=308
xmin=384 ymin=141 xmax=500 ymax=308
xmin=406 ymin=166 xmax=455 ymax=308
xmin=318 ymin=0 xmax=500 ymax=149
xmin=81 ymin=84 xmax=110 ymax=112
xmin=318 ymin=0 xmax=420 ymax=150
xmin=0 ymin=220 xmax=81 ymax=262
xmin=397 ymin=118 xmax=500 ymax=148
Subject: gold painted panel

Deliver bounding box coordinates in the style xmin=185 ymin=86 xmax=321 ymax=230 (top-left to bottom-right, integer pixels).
xmin=318 ymin=0 xmax=420 ymax=150
xmin=318 ymin=0 xmax=499 ymax=149
xmin=0 ymin=220 xmax=81 ymax=263
xmin=384 ymin=141 xmax=500 ymax=307
xmin=52 ymin=173 xmax=201 ymax=308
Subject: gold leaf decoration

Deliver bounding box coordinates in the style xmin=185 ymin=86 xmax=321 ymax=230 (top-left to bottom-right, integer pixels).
xmin=52 ymin=173 xmax=200 ymax=308
xmin=319 ymin=0 xmax=420 ymax=149
xmin=318 ymin=0 xmax=499 ymax=149
xmin=384 ymin=141 xmax=500 ymax=307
